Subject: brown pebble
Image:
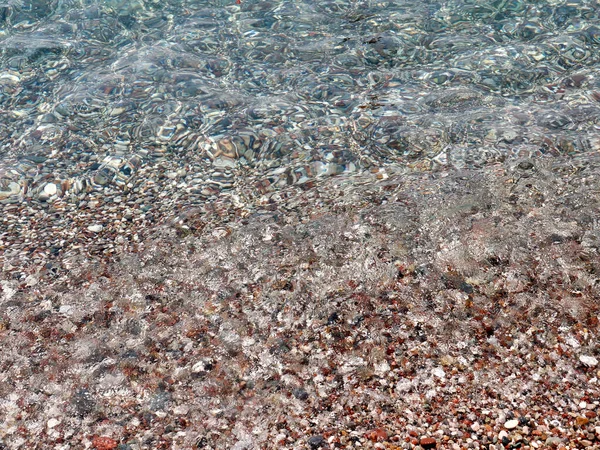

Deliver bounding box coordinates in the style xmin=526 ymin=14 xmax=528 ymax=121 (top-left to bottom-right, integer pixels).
xmin=577 ymin=417 xmax=590 ymax=427
xmin=366 ymin=428 xmax=388 ymax=442
xmin=570 ymin=74 xmax=586 ymax=87
xmin=420 ymin=437 xmax=437 ymax=449
xmin=91 ymin=436 xmax=117 ymax=450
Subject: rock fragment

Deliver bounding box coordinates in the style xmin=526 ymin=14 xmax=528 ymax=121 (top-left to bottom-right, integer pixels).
xmin=308 ymin=435 xmax=325 ymax=448
xmin=420 ymin=437 xmax=437 ymax=449
xmin=91 ymin=436 xmax=117 ymax=450
xmin=579 ymin=355 xmax=598 ymax=367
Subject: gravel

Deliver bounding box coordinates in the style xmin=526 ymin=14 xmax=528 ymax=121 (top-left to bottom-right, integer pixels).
xmin=1 ymin=159 xmax=600 ymax=449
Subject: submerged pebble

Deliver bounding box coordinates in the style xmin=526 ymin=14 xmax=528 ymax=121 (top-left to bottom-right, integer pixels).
xmin=87 ymin=224 xmax=103 ymax=233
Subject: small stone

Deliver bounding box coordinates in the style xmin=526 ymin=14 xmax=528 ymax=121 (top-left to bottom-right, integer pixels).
xmin=173 ymin=405 xmax=189 ymax=415
xmin=374 ymin=361 xmax=391 ymax=376
xmin=505 ymin=419 xmax=519 ymax=429
xmin=545 ymin=436 xmax=563 ymax=447
xmin=9 ymin=181 xmax=20 ymax=194
xmin=432 ymin=366 xmax=445 ymax=378
xmin=580 ymin=440 xmax=593 ymax=448
xmin=44 ymin=183 xmax=57 ymax=196
xmin=25 ymin=275 xmax=38 ymax=287
xmin=109 ymin=107 xmax=125 ymax=116
xmin=72 ymin=388 xmax=96 ymax=417
xmin=577 ymin=416 xmax=590 ymax=427
xmin=440 ymin=355 xmax=454 ymax=366
xmin=420 ymin=437 xmax=437 ymax=449
xmin=517 ymin=161 xmax=534 ymax=170
xmin=580 ymin=355 xmax=598 ymax=367
xmin=92 ymin=436 xmax=118 ymax=450
xmin=59 ymin=305 xmax=73 ymax=315
xmin=308 ymin=435 xmax=325 ymax=449
xmin=87 ymin=224 xmax=103 ymax=233
xmin=0 ymin=181 xmax=21 ymax=200
xmin=292 ymin=387 xmax=309 ymax=400
xmin=367 ymin=428 xmax=388 ymax=442
xmin=94 ymin=172 xmax=110 ymax=185
xmin=47 ymin=418 xmax=60 ymax=428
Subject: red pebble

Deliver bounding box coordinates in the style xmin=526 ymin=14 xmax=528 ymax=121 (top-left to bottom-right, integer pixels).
xmin=366 ymin=428 xmax=388 ymax=442
xmin=92 ymin=436 xmax=117 ymax=450
xmin=420 ymin=437 xmax=437 ymax=449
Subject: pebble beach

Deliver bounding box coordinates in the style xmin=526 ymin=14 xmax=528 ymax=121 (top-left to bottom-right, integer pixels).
xmin=1 ymin=0 xmax=600 ymax=448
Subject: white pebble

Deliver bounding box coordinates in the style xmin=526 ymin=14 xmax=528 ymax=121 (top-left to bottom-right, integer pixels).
xmin=504 ymin=419 xmax=519 ymax=429
xmin=44 ymin=183 xmax=57 ymax=196
xmin=59 ymin=305 xmax=73 ymax=315
xmin=432 ymin=366 xmax=446 ymax=378
xmin=173 ymin=405 xmax=189 ymax=415
xmin=374 ymin=361 xmax=390 ymax=376
xmin=580 ymin=355 xmax=598 ymax=367
xmin=47 ymin=418 xmax=60 ymax=428
xmin=87 ymin=224 xmax=103 ymax=233
xmin=9 ymin=181 xmax=20 ymax=194
xmin=109 ymin=106 xmax=125 ymax=116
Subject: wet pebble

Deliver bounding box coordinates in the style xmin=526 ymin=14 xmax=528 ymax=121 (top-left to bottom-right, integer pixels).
xmin=308 ymin=435 xmax=325 ymax=449
xmin=43 ymin=183 xmax=57 ymax=196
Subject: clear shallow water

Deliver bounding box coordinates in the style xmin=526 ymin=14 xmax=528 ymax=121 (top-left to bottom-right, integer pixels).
xmin=1 ymin=0 xmax=600 ymax=275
